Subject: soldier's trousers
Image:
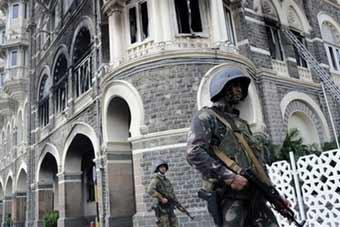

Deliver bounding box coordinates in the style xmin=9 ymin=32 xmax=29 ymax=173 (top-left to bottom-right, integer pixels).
xmin=157 ymin=213 xmax=178 ymax=227
xmin=222 ymin=199 xmax=279 ymax=227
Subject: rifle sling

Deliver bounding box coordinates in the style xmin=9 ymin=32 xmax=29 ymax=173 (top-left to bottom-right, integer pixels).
xmin=207 ymin=109 xmax=271 ymax=185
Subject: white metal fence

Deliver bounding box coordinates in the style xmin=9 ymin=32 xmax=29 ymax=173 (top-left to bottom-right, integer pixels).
xmin=268 ymin=149 xmax=340 ymax=227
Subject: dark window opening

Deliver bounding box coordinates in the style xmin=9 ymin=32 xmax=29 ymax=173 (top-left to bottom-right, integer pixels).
xmin=82 ymin=152 xmax=96 ymax=202
xmin=140 ymin=2 xmax=149 ymax=40
xmin=175 ymin=0 xmax=202 ymax=34
xmin=72 ymin=27 xmax=93 ymax=98
xmin=266 ymin=26 xmax=284 ymax=61
xmin=39 ymin=75 xmax=50 ymax=126
xmin=292 ymin=31 xmax=307 ymax=68
xmin=53 ymin=55 xmax=68 ymax=113
xmin=129 ymin=7 xmax=137 ymax=43
xmin=329 ymin=46 xmax=338 ymax=71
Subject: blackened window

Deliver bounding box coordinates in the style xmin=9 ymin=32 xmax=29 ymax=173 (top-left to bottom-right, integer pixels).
xmin=72 ymin=27 xmax=93 ymax=98
xmin=292 ymin=31 xmax=308 ymax=68
xmin=53 ymin=55 xmax=68 ymax=113
xmin=129 ymin=7 xmax=137 ymax=43
xmin=39 ymin=75 xmax=50 ymax=126
xmin=128 ymin=1 xmax=149 ymax=44
xmin=175 ymin=0 xmax=202 ymax=34
xmin=266 ymin=26 xmax=284 ymax=61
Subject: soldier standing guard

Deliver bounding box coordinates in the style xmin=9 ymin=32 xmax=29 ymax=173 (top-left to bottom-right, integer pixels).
xmin=186 ymin=67 xmax=284 ymax=227
xmin=147 ymin=160 xmax=179 ymax=227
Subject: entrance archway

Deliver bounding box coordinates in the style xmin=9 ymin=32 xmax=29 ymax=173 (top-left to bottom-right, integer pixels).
xmin=14 ymin=169 xmax=27 ymax=227
xmin=59 ymin=134 xmax=96 ymax=227
xmin=36 ymin=152 xmax=58 ymax=226
xmin=104 ymin=96 xmax=135 ymax=227
xmin=4 ymin=176 xmax=13 ymax=225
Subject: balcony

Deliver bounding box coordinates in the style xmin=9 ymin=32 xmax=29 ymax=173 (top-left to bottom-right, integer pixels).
xmin=3 ymin=66 xmax=29 ymax=102
xmin=272 ymin=59 xmax=289 ymax=77
xmin=1 ymin=28 xmax=29 ymax=48
xmin=298 ymin=66 xmax=313 ymax=82
xmin=122 ymin=37 xmax=237 ymax=65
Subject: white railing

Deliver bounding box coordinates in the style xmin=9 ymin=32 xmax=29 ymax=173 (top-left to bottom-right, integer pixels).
xmin=298 ymin=66 xmax=313 ymax=82
xmin=268 ymin=149 xmax=340 ymax=227
xmin=272 ymin=60 xmax=289 ymax=77
xmin=124 ymin=37 xmax=237 ymax=64
xmin=4 ymin=66 xmax=28 ymax=82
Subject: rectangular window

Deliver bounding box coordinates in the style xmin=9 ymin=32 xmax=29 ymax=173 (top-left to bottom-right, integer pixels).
xmin=140 ymin=1 xmax=149 ymax=41
xmin=24 ymin=3 xmax=28 ymax=18
xmin=175 ymin=0 xmax=202 ymax=34
xmin=128 ymin=1 xmax=149 ymax=44
xmin=224 ymin=7 xmax=235 ymax=45
xmin=336 ymin=49 xmax=340 ymax=70
xmin=129 ymin=7 xmax=137 ymax=44
xmin=11 ymin=50 xmax=18 ymax=66
xmin=292 ymin=31 xmax=308 ymax=68
xmin=266 ymin=26 xmax=284 ymax=61
xmin=329 ymin=46 xmax=338 ymax=71
xmin=12 ymin=4 xmax=19 ymax=19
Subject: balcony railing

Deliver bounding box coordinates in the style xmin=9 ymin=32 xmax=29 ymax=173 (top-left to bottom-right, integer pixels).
xmin=1 ymin=28 xmax=29 ymax=47
xmin=4 ymin=66 xmax=28 ymax=82
xmin=272 ymin=59 xmax=289 ymax=77
xmin=122 ymin=37 xmax=237 ymax=65
xmin=298 ymin=66 xmax=313 ymax=82
xmin=73 ymin=54 xmax=92 ymax=98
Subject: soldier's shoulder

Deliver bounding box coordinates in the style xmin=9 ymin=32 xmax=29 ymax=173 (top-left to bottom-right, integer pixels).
xmin=194 ymin=106 xmax=215 ymax=121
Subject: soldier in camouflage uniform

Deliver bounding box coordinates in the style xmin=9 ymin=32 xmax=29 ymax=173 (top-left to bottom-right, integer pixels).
xmin=186 ymin=67 xmax=280 ymax=227
xmin=147 ymin=160 xmax=179 ymax=227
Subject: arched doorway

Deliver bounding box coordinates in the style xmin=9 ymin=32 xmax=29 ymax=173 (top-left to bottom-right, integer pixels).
xmin=36 ymin=152 xmax=58 ymax=226
xmin=60 ymin=134 xmax=96 ymax=227
xmin=288 ymin=112 xmax=320 ymax=145
xmin=14 ymin=169 xmax=27 ymax=227
xmin=4 ymin=177 xmax=13 ymax=225
xmin=104 ymin=96 xmax=135 ymax=227
xmin=0 ymin=182 xmax=4 ymax=226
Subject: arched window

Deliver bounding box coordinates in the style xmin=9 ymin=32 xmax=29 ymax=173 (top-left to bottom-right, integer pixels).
xmin=53 ymin=54 xmax=68 ymax=113
xmin=72 ymin=27 xmax=93 ymax=98
xmin=39 ymin=75 xmax=51 ymax=126
xmin=321 ymin=21 xmax=340 ymax=72
xmin=288 ymin=6 xmax=308 ymax=68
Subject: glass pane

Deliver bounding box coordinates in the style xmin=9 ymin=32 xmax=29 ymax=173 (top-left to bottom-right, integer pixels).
xmin=329 ymin=46 xmax=338 ymax=70
xmin=140 ymin=2 xmax=149 ymax=40
xmin=225 ymin=7 xmax=235 ymax=44
xmin=175 ymin=0 xmax=190 ymax=33
xmin=129 ymin=7 xmax=137 ymax=43
xmin=190 ymin=0 xmax=202 ymax=32
xmin=11 ymin=51 xmax=17 ymax=66
xmin=12 ymin=4 xmax=19 ymax=19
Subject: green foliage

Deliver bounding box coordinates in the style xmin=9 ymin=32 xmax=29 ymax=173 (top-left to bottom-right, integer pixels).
xmin=269 ymin=128 xmax=321 ymax=162
xmin=43 ymin=211 xmax=59 ymax=227
xmin=4 ymin=214 xmax=13 ymax=226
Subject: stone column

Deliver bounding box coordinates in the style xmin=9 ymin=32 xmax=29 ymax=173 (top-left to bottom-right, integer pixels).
xmin=104 ymin=142 xmax=134 ymax=227
xmin=57 ymin=172 xmax=85 ymax=227
xmin=210 ymin=0 xmax=228 ymax=45
xmin=107 ymin=4 xmax=124 ymax=66
xmin=34 ymin=184 xmax=54 ymax=227
xmin=12 ymin=192 xmax=26 ymax=227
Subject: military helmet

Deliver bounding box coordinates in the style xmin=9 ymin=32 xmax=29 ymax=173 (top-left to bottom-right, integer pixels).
xmin=209 ymin=67 xmax=251 ymax=102
xmin=154 ymin=159 xmax=169 ymax=173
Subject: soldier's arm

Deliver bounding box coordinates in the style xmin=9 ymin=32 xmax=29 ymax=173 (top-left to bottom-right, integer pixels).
xmin=147 ymin=177 xmax=166 ymax=201
xmin=186 ymin=112 xmax=235 ymax=184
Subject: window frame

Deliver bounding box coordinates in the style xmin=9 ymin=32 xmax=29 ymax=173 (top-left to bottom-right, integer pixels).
xmin=223 ymin=4 xmax=236 ymax=45
xmin=10 ymin=50 xmax=18 ymax=67
xmin=325 ymin=42 xmax=340 ymax=72
xmin=291 ymin=30 xmax=308 ymax=68
xmin=12 ymin=3 xmax=20 ymax=20
xmin=172 ymin=0 xmax=208 ymax=37
xmin=127 ymin=0 xmax=150 ymax=45
xmin=266 ymin=24 xmax=284 ymax=61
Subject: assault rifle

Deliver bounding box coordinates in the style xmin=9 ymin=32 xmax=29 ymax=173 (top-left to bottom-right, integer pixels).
xmin=242 ymin=169 xmax=306 ymax=227
xmin=153 ymin=190 xmax=194 ymax=220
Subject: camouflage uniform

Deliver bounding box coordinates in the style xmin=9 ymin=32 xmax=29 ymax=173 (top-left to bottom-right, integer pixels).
xmin=147 ymin=164 xmax=179 ymax=227
xmin=186 ymin=67 xmax=279 ymax=227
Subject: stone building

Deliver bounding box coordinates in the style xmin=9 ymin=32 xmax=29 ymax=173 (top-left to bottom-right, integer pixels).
xmin=0 ymin=0 xmax=339 ymax=227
